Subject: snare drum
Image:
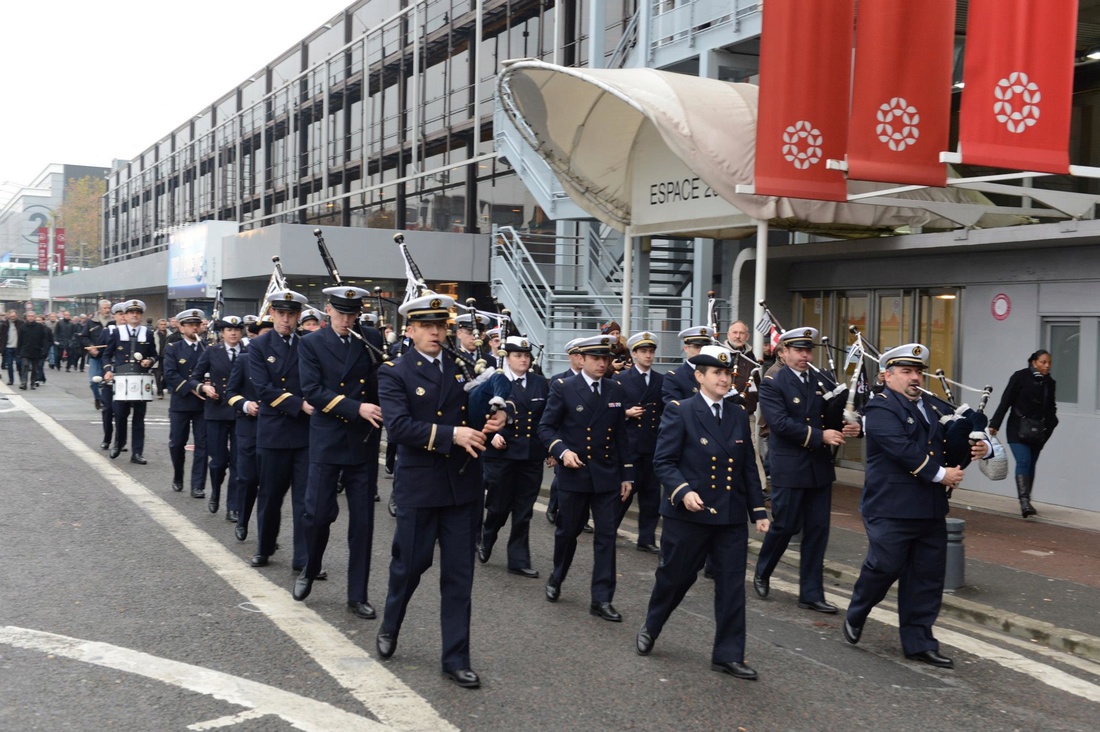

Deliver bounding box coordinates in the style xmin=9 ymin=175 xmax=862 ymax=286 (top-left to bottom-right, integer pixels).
xmin=114 ymin=373 xmax=155 ymax=401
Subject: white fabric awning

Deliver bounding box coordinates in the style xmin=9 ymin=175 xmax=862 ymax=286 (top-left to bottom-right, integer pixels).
xmin=497 ymin=60 xmax=1022 ymax=239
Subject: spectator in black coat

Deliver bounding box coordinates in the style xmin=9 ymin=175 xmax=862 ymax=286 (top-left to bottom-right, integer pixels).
xmin=989 ymin=350 xmax=1059 ymax=518
xmin=1 ymin=310 xmax=22 ymax=385
xmin=17 ymin=311 xmax=51 ymax=390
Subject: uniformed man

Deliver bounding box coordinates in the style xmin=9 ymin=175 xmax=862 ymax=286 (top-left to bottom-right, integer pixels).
xmin=225 ymin=315 xmax=274 ymax=542
xmin=452 ymin=313 xmax=483 ymax=361
xmin=80 ymin=299 xmax=113 ymax=411
xmin=247 ymin=290 xmax=312 ymax=572
xmin=194 ymin=315 xmax=245 ymax=519
xmin=753 ymin=327 xmax=861 ymax=613
xmin=538 ymin=334 xmax=634 ymax=622
xmin=102 ymin=299 xmax=155 ymax=463
xmin=294 ymin=286 xmax=384 ymax=620
xmin=163 ymin=309 xmax=209 ymax=497
xmin=299 ymin=308 xmax=323 ymax=333
xmin=375 ymin=292 xmax=508 ymax=689
xmin=484 ymin=326 xmax=503 ymax=369
xmin=636 ymin=345 xmax=769 ymax=680
xmin=661 ymin=326 xmax=718 ymax=405
xmin=240 ymin=315 xmax=258 ymax=348
xmin=477 ymin=335 xmax=549 ymax=578
xmin=843 ymin=344 xmax=988 ymax=669
xmin=545 ymin=337 xmax=585 ymax=525
xmin=613 ymin=332 xmax=665 ymax=552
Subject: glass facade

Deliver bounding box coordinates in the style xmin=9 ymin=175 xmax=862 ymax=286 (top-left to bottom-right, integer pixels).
xmin=101 ymin=0 xmax=638 ymax=264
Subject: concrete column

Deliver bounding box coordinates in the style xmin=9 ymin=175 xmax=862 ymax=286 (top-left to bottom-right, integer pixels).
xmin=588 ymin=0 xmax=607 ymax=68
xmin=693 ymin=237 xmax=714 ymax=325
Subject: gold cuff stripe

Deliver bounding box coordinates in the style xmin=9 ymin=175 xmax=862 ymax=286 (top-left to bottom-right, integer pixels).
xmin=802 ymin=426 xmax=812 ymax=448
xmin=669 ymin=483 xmax=690 ymax=504
xmin=911 ymin=455 xmax=930 ymax=476
xmin=227 ymin=395 xmax=243 ymax=406
xmin=322 ymin=395 xmax=345 ymax=413
xmin=174 ymin=381 xmax=187 ymax=392
xmin=270 ymin=392 xmax=292 ymax=408
xmin=427 ymin=423 xmax=438 ymax=451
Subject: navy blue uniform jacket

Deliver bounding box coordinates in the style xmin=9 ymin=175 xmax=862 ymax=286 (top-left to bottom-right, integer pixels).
xmin=653 ymin=395 xmax=767 ymax=525
xmin=614 ymin=366 xmax=664 ymax=455
xmin=378 ymin=349 xmax=493 ymax=508
xmin=537 ymin=374 xmax=634 ymax=492
xmin=485 ymin=372 xmax=550 ymax=461
xmin=661 ymin=361 xmax=699 ymax=404
xmin=248 ymin=331 xmax=310 ymax=450
xmin=225 ymin=345 xmax=257 ymax=444
xmin=101 ymin=326 xmax=155 ymax=373
xmin=193 ymin=345 xmax=239 ymax=421
xmin=758 ymin=366 xmax=836 ymax=488
xmin=299 ymin=326 xmax=383 ymax=465
xmin=163 ymin=339 xmax=207 ymax=413
xmin=862 ymin=389 xmax=950 ymax=520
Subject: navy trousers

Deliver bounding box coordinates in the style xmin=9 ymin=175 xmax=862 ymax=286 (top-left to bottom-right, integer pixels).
xmin=481 ymin=457 xmax=543 ymax=570
xmin=754 ymin=482 xmax=832 ymax=603
xmin=847 ymin=516 xmax=947 ymax=656
xmin=206 ymin=420 xmax=238 ymax=509
xmin=234 ymin=435 xmax=259 ymax=532
xmin=169 ymin=411 xmax=207 ymax=491
xmin=255 ymin=446 xmax=308 ymax=568
xmin=303 ymin=461 xmax=376 ymax=603
xmin=381 ymin=500 xmax=478 ymax=672
xmin=99 ymin=381 xmax=115 ymax=444
xmin=112 ymin=399 xmax=146 ymax=454
xmin=552 ymin=490 xmax=620 ymax=603
xmin=644 ymin=516 xmax=749 ymax=663
xmin=616 ymin=453 xmax=660 ymax=545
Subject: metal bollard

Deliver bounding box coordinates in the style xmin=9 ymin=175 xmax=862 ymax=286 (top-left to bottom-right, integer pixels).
xmin=944 ymin=517 xmax=966 ymax=591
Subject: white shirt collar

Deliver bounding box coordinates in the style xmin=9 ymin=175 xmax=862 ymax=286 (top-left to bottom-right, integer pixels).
xmin=581 ymin=371 xmax=601 ymax=389
xmin=700 ymin=392 xmax=723 ymax=411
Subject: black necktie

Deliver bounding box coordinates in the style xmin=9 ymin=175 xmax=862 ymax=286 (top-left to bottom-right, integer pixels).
xmin=340 ymin=336 xmax=349 ymax=347
xmin=713 ymin=403 xmax=722 ymax=423
xmin=801 ymin=371 xmax=809 ymax=386
xmin=644 ymin=371 xmax=650 ymax=387
xmin=129 ymin=328 xmax=136 ymax=339
xmin=591 ymin=381 xmax=600 ymax=397
xmin=516 ymin=377 xmax=525 ymax=390
xmin=192 ymin=342 xmax=198 ymax=353
xmin=229 ymin=347 xmax=236 ymax=362
xmin=283 ymin=335 xmax=291 ymax=347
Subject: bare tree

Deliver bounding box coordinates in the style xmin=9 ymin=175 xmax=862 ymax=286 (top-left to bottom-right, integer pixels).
xmin=56 ymin=176 xmax=106 ymax=269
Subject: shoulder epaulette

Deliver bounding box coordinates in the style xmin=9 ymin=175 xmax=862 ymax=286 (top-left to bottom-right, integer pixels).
xmin=739 ymin=404 xmax=746 ymax=410
xmin=670 ymin=400 xmax=680 ymax=406
xmin=383 ymin=361 xmax=395 ymax=367
xmin=764 ymin=374 xmax=774 ymax=380
xmin=556 ymin=378 xmax=564 ymax=384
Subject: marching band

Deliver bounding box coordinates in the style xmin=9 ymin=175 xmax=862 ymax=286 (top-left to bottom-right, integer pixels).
xmin=62 ymin=234 xmax=994 ymax=687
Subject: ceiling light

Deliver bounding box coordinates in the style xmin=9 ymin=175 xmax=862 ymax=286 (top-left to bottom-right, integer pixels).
xmin=1089 ymin=49 xmax=1100 ymax=60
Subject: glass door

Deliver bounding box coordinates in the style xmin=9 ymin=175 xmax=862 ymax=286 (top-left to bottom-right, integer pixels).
xmin=919 ymin=289 xmax=959 ymax=402
xmin=836 ymin=293 xmax=869 ymax=466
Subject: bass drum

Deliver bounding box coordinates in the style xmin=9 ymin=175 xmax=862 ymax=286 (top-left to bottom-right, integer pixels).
xmin=114 ymin=373 xmax=155 ymax=401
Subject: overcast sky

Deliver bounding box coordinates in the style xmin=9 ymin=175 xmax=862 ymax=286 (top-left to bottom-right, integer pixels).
xmin=0 ymin=0 xmax=354 ymax=198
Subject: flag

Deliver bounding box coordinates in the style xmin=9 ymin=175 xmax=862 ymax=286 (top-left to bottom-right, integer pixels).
xmin=770 ymin=326 xmax=781 ymax=349
xmin=754 ymin=0 xmax=855 ymax=201
xmin=852 ymin=359 xmax=870 ymax=415
xmin=755 ymin=312 xmax=773 ymax=335
xmin=957 ymin=0 xmax=1078 ymax=174
xmin=847 ymin=0 xmax=955 ymax=187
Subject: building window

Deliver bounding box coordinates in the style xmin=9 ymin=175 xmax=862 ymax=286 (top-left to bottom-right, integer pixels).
xmin=1045 ymin=320 xmax=1080 ymax=405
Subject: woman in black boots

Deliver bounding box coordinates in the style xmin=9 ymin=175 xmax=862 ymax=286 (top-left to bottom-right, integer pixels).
xmin=989 ymin=350 xmax=1059 ymax=518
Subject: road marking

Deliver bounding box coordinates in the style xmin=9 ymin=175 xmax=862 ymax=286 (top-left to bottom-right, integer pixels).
xmin=1021 ymin=549 xmax=1055 ymax=557
xmin=770 ymin=577 xmax=1100 ymax=703
xmin=0 ymin=626 xmax=381 ymax=732
xmin=4 ymin=390 xmax=457 ymax=732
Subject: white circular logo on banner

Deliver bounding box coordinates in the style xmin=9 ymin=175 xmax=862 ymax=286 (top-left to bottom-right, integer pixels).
xmin=876 ymin=97 xmax=920 ymax=151
xmin=782 ymin=120 xmax=823 ymax=169
xmin=994 ymin=72 xmax=1041 ymax=134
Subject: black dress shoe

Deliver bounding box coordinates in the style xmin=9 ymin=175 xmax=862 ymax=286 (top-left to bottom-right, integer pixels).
xmin=545 ymin=575 xmax=561 ymax=602
xmin=581 ymin=522 xmax=594 ymax=533
xmin=292 ymin=572 xmax=313 ymax=601
xmin=171 ymin=481 xmax=183 ymax=492
xmin=376 ymin=630 xmax=397 ymax=658
xmin=109 ymin=445 xmax=121 ymax=459
xmin=843 ymin=619 xmax=862 ymax=645
xmin=225 ymin=510 xmax=239 ymax=522
xmin=387 ymin=493 xmax=397 ymax=518
xmin=476 ymin=542 xmax=491 ymax=564
xmin=590 ymin=602 xmax=622 ymax=622
xmin=798 ymin=600 xmax=839 ymax=614
xmin=753 ymin=574 xmax=770 ymax=599
xmin=129 ymin=454 xmax=147 ymax=465
xmin=235 ymin=525 xmax=248 ymax=542
xmin=711 ymin=661 xmax=758 ymax=680
xmin=100 ymin=441 xmax=110 ymax=450
xmin=443 ymin=668 xmax=480 ymax=689
xmin=348 ymin=601 xmax=377 ymax=619
xmin=703 ymin=569 xmax=716 ymax=580
xmin=18 ymin=384 xmax=26 ymax=390
xmin=507 ymin=567 xmax=539 ymax=579
xmin=637 ymin=543 xmax=660 ymax=554
xmin=636 ymin=628 xmax=655 ymax=656
xmin=546 ymin=508 xmax=558 ymax=524
xmin=207 ymin=498 xmax=219 ymax=514
xmin=250 ymin=555 xmax=269 ymax=567
xmin=292 ymin=568 xmax=327 ymax=580
xmin=906 ymin=650 xmax=954 ymax=669
xmin=191 ymin=488 xmax=206 ymax=499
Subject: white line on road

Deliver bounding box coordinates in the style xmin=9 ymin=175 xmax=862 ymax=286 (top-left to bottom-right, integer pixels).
xmin=0 ymin=626 xmax=382 ymax=732
xmin=769 ymin=577 xmax=1100 ymax=704
xmin=3 ymin=389 xmax=457 ymax=732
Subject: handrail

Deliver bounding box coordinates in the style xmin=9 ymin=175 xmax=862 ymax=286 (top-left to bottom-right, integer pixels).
xmin=608 ymin=10 xmax=639 ymax=69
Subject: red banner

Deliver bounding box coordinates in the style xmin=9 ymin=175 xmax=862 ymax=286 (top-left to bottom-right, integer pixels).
xmin=37 ymin=227 xmax=49 ymax=272
xmin=754 ymin=0 xmax=854 ymax=202
xmin=54 ymin=228 xmax=66 ymax=271
xmin=847 ymin=0 xmax=955 ymax=187
xmin=958 ymin=0 xmax=1077 ymax=173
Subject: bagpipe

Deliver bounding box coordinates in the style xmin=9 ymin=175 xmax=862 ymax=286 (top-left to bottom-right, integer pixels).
xmin=207 ymin=286 xmax=224 ymax=345
xmin=258 ymin=256 xmax=289 ymax=318
xmin=394 ymin=232 xmax=511 ymax=430
xmin=313 ymin=229 xmax=390 ymax=364
xmin=760 ymin=299 xmax=852 ymax=429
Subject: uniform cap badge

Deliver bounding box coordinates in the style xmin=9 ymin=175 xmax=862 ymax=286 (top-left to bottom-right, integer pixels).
xmin=429 ymin=298 xmax=441 ymax=309
xmin=192 ymin=310 xmax=200 ymax=316
xmin=718 ymin=352 xmax=729 ymax=364
xmin=283 ymin=293 xmax=293 ymax=301
xmin=345 ymin=289 xmax=356 ymax=298
xmin=912 ymin=345 xmax=923 ymax=356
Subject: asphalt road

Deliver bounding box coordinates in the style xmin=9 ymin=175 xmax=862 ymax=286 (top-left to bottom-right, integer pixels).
xmin=1 ymin=369 xmax=1098 ymax=731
